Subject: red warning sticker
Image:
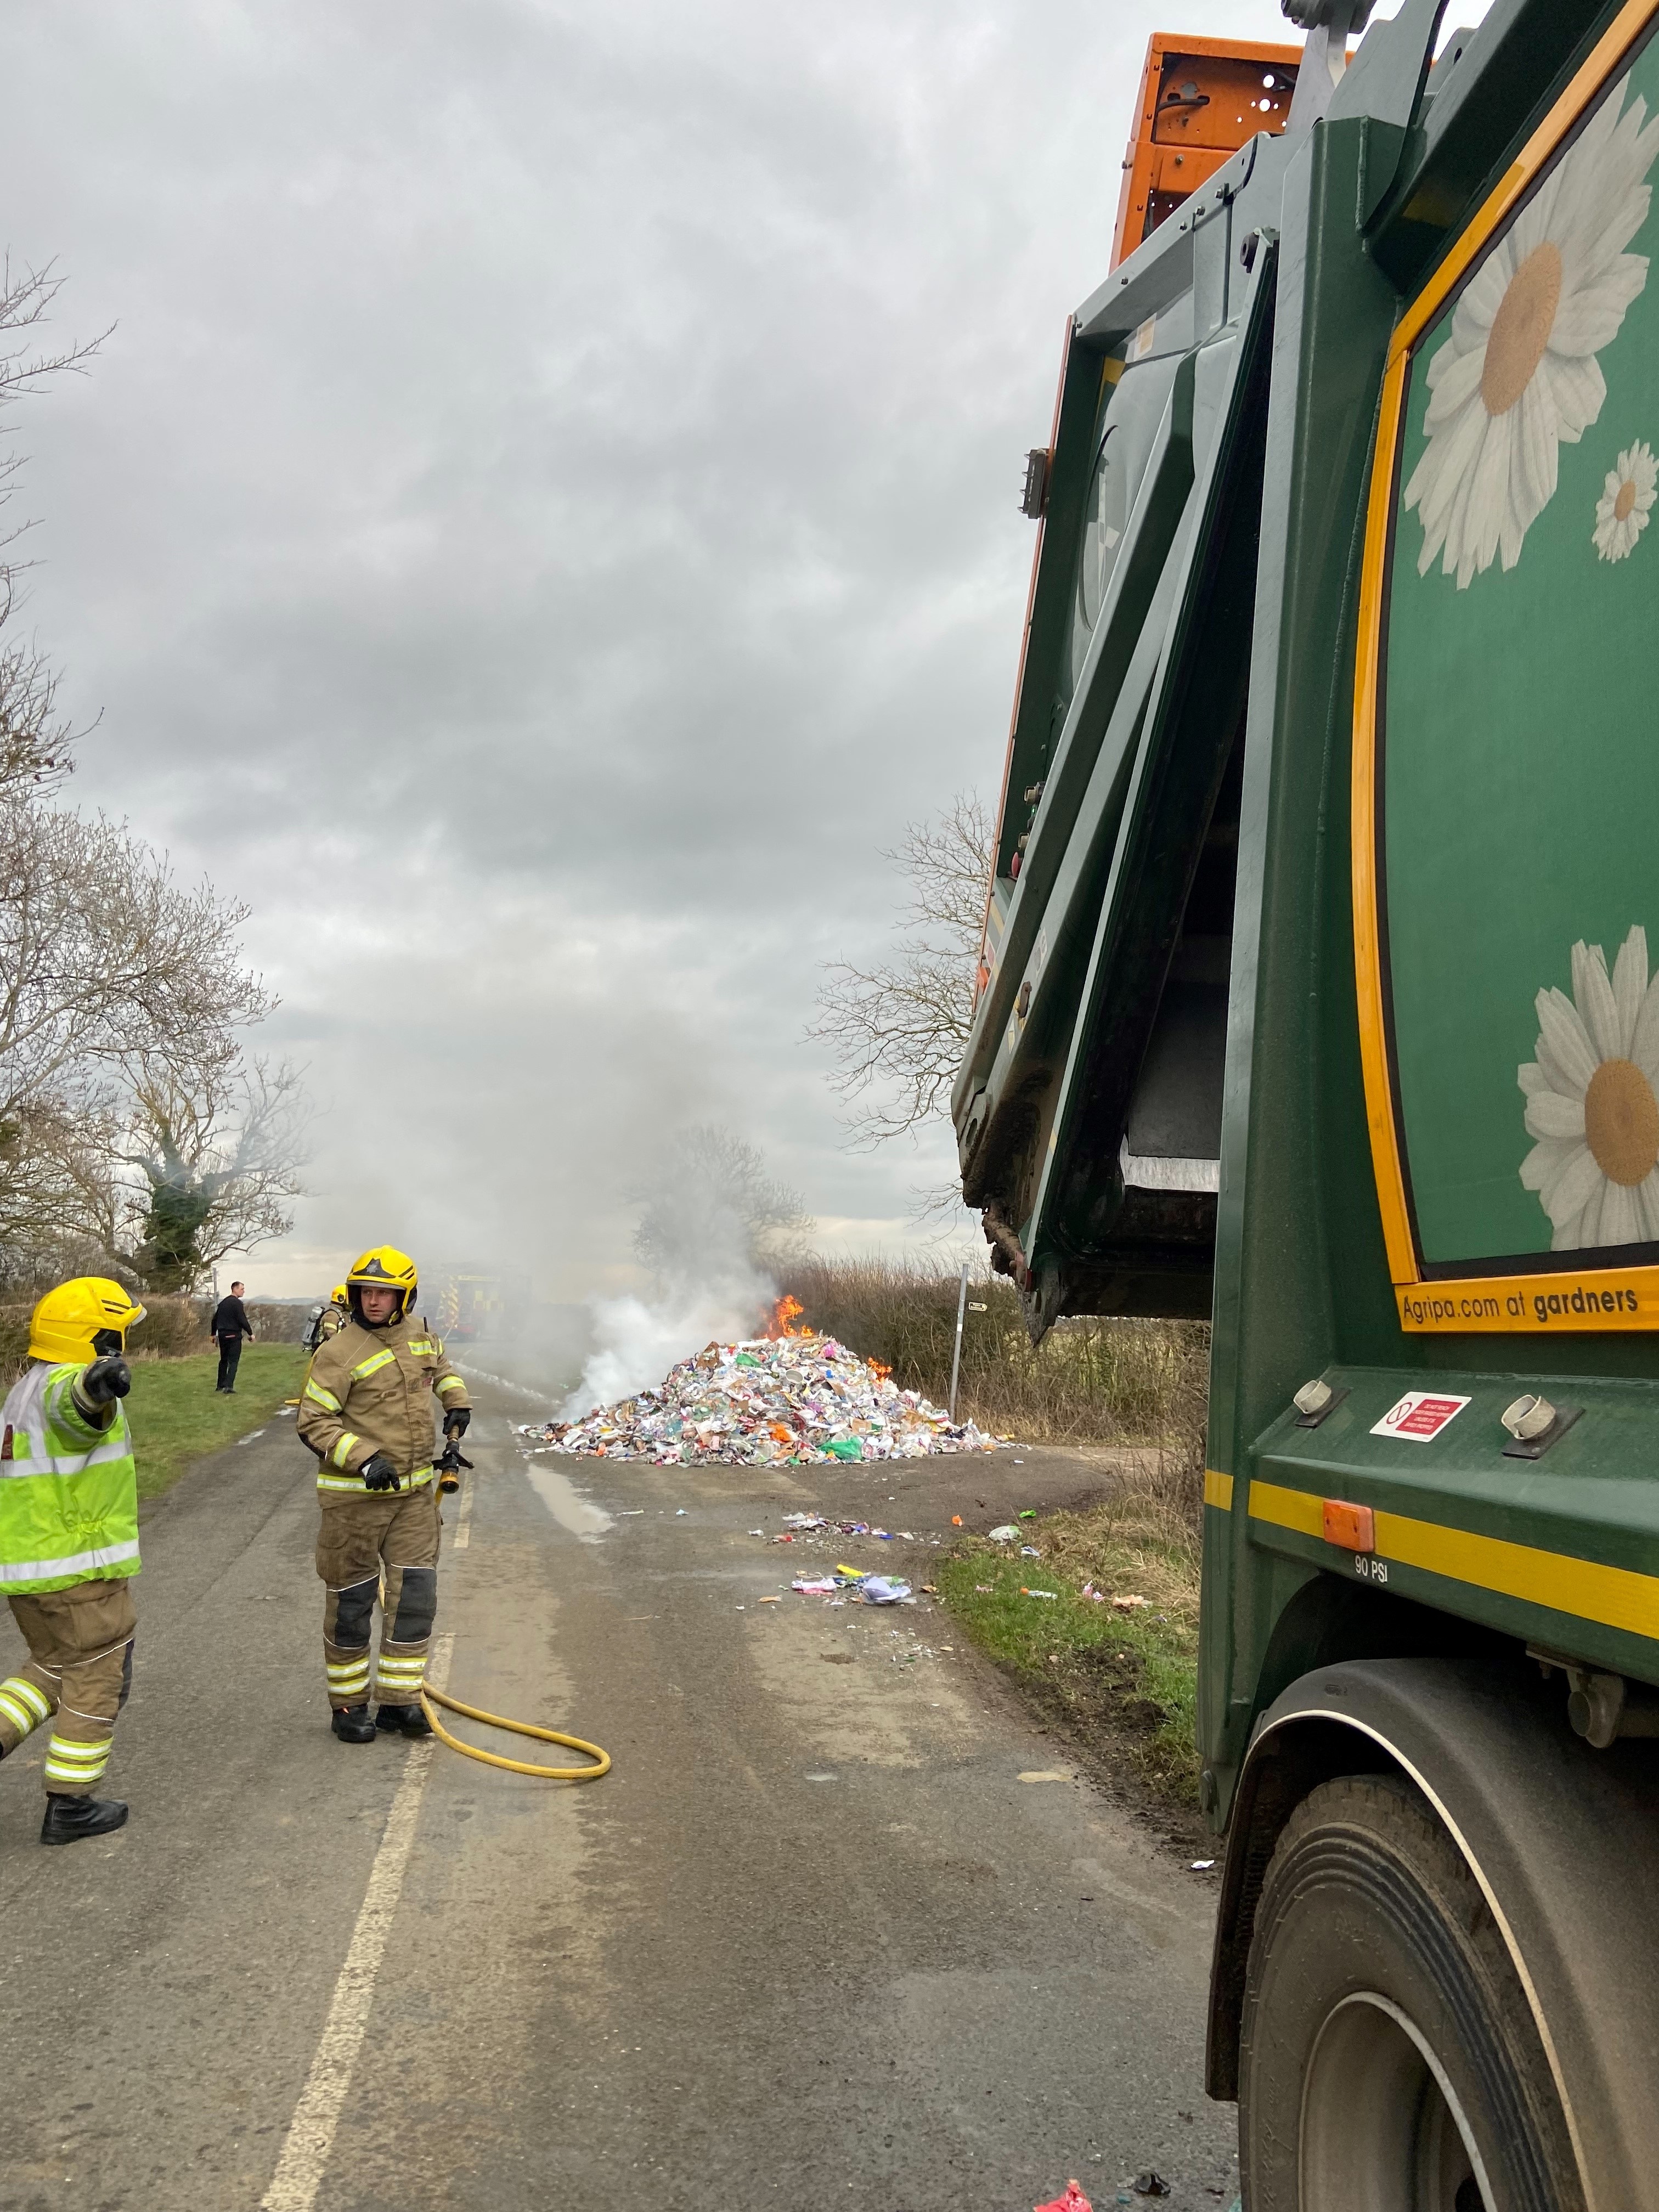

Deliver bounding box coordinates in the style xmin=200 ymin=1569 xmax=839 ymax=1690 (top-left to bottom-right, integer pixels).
xmin=1370 ymin=1390 xmax=1471 ymax=1443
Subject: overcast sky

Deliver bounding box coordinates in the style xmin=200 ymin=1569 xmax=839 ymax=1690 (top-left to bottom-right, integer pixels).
xmin=0 ymin=0 xmax=1311 ymax=1301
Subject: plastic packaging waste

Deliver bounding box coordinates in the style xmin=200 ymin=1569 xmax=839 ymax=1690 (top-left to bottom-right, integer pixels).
xmin=988 ymin=1523 xmax=1020 ymax=1542
xmin=1035 ymin=2185 xmax=1093 ymax=2212
xmin=521 ymin=1332 xmax=997 ymax=1467
xmin=860 ymin=1576 xmax=912 ymax=1604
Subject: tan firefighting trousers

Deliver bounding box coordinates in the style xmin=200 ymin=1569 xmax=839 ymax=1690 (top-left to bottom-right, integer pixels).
xmin=317 ymin=1485 xmax=440 ymax=1709
xmin=0 ymin=1578 xmax=137 ymax=1797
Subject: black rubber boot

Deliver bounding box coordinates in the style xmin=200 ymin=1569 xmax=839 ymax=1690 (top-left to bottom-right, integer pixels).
xmin=41 ymin=1793 xmax=129 ymax=1845
xmin=331 ymin=1703 xmax=376 ymax=1743
xmin=375 ymin=1702 xmax=433 ymax=1739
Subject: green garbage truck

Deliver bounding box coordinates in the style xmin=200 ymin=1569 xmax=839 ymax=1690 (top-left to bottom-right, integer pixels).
xmin=953 ymin=1 xmax=1659 ymax=2199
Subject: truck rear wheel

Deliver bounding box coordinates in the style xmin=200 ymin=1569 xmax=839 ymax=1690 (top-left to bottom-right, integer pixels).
xmin=1237 ymin=1774 xmax=1582 ymax=2212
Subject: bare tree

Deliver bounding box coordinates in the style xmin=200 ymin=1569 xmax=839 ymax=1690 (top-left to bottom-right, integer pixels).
xmin=631 ymin=1126 xmax=814 ymax=1292
xmin=116 ymin=1052 xmax=309 ymax=1292
xmin=0 ymin=806 xmax=274 ymax=1141
xmin=809 ymin=792 xmax=994 ymax=1144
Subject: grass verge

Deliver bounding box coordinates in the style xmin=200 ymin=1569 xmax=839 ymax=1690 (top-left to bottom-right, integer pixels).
xmin=128 ymin=1346 xmax=310 ymax=1502
xmin=938 ymin=1483 xmax=1202 ymax=1812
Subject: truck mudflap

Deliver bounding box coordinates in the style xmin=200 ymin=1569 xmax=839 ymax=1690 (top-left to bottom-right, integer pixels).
xmin=1208 ymin=1654 xmax=1659 ymax=2209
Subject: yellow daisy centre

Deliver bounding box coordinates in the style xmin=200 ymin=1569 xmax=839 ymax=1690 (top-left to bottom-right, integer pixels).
xmin=1584 ymin=1057 xmax=1659 ymax=1186
xmin=1481 ymin=242 xmax=1562 ymax=416
xmin=1615 ymin=476 xmax=1639 ymax=521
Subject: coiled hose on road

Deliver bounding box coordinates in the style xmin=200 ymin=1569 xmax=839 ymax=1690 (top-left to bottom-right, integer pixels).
xmin=419 ymin=1683 xmax=611 ymax=1781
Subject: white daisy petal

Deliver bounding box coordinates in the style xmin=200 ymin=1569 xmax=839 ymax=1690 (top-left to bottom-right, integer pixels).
xmin=1631 ymin=968 xmax=1659 ymax=1081
xmin=1536 ymin=984 xmax=1599 ymax=1093
xmin=1572 ymin=938 xmax=1622 ymax=1061
xmin=1520 ymin=1135 xmax=1580 ymax=1195
xmin=1517 ymin=1059 xmax=1549 ymax=1096
xmin=1639 ymin=1166 xmax=1659 ymax=1240
xmin=1545 ymin=1142 xmax=1605 ymax=1228
xmin=1611 ymin=924 xmax=1649 ymax=1048
xmin=1600 ymin=1181 xmax=1640 ymax=1245
xmin=1525 ymin=1091 xmax=1587 ymax=1140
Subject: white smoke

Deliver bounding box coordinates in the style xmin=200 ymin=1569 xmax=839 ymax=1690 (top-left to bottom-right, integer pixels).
xmin=558 ymin=1125 xmax=806 ymax=1419
xmin=561 ymin=1284 xmax=767 ymax=1418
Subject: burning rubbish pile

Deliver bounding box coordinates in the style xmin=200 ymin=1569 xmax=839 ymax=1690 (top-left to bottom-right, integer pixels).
xmin=520 ymin=1314 xmax=998 ymax=1467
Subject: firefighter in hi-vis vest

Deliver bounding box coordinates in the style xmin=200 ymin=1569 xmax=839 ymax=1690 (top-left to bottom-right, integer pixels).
xmin=296 ymin=1246 xmax=470 ymax=1742
xmin=0 ymin=1277 xmax=146 ymax=1844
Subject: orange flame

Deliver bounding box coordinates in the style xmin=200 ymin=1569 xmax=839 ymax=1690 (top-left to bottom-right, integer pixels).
xmin=764 ymin=1294 xmax=809 ymax=1339
xmin=868 ymin=1357 xmax=892 ymax=1381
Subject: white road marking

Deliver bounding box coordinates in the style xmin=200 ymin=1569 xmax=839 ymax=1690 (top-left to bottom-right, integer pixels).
xmin=258 ymin=1633 xmax=454 ymax=2212
xmin=453 ymin=1469 xmax=475 ymax=1551
xmin=236 ymin=1430 xmax=267 ymax=1445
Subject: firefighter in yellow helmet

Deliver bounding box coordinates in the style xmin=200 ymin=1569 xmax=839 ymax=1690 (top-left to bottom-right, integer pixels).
xmin=304 ymin=1285 xmax=349 ymax=1353
xmin=0 ymin=1277 xmax=146 ymax=1844
xmin=295 ymin=1246 xmax=470 ymax=1741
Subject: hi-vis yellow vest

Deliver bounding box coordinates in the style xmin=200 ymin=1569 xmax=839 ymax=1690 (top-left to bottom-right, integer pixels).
xmin=0 ymin=1361 xmax=139 ymax=1595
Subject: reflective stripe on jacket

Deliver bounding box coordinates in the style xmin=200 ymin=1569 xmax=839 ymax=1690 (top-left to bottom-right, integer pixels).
xmin=297 ymin=1316 xmax=470 ymax=1495
xmin=0 ymin=1362 xmax=140 ymax=1595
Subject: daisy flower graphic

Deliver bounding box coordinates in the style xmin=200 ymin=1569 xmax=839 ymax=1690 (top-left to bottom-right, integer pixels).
xmin=1519 ymin=926 xmax=1659 ymax=1248
xmin=1405 ymin=74 xmax=1659 ymax=589
xmin=1593 ymin=437 xmax=1657 ymax=558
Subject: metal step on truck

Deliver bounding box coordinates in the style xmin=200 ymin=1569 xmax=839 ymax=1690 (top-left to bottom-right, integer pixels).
xmin=953 ymin=2 xmax=1659 ymax=2202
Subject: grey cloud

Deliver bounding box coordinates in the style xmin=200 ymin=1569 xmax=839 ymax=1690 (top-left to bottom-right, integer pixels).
xmin=0 ymin=0 xmax=1295 ymax=1299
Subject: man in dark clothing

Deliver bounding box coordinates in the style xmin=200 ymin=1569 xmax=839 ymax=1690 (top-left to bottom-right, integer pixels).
xmin=210 ymin=1282 xmax=253 ymax=1393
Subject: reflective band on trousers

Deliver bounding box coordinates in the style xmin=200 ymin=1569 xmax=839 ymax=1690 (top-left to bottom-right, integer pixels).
xmin=44 ymin=1735 xmax=110 ymax=1782
xmin=315 ymin=1465 xmax=433 ymax=1494
xmin=0 ymin=1679 xmax=49 ymax=1735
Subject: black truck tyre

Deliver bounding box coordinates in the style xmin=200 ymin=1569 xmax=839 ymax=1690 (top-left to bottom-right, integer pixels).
xmin=1237 ymin=1774 xmax=1582 ymax=2212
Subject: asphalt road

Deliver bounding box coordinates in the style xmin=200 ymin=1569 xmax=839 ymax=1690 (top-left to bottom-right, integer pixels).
xmin=0 ymin=1372 xmax=1240 ymax=2212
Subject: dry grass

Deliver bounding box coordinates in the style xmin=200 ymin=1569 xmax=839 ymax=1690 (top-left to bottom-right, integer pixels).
xmin=783 ymin=1255 xmax=1210 ymax=1524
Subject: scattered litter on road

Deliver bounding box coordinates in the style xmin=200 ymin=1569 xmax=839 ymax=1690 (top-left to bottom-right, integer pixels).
xmin=951 ymin=1514 xmax=963 ymax=1525
xmin=1034 ymin=2183 xmax=1092 ymax=2212
xmin=749 ymin=1527 xmax=765 ymax=1537
xmin=1132 ymin=2174 xmax=1170 ymax=2198
xmin=860 ymin=1576 xmax=912 ymax=1604
xmin=520 ymin=1334 xmax=998 ymax=1465
xmin=1191 ymin=1859 xmax=1216 ymax=1871
xmin=782 ymin=1511 xmax=827 ymax=1530
xmin=792 ymin=1576 xmax=837 ymax=1594
xmin=1019 ymin=1769 xmax=1072 ymax=1784
xmin=758 ymin=1595 xmax=780 ymax=1604
xmin=1081 ymin=1582 xmax=1108 ymax=1603
xmin=675 ymin=1509 xmax=689 ymax=1516
xmin=618 ymin=1509 xmax=644 ymax=1515
xmin=1021 ymin=1587 xmax=1058 ymax=1599
xmin=1018 ymin=1509 xmax=1037 ymax=1520
xmin=988 ymin=1523 xmax=1020 ymax=1542
xmin=1113 ymin=1594 xmax=1150 ymax=1611
xmin=1020 ymin=1545 xmax=1042 ymax=1557
xmin=821 ymin=1652 xmax=853 ymax=1664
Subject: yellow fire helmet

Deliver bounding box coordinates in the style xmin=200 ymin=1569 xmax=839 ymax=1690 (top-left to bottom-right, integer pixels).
xmin=330 ymin=1284 xmax=349 ymax=1307
xmin=29 ymin=1277 xmax=148 ymax=1367
xmin=346 ymin=1245 xmax=418 ymax=1323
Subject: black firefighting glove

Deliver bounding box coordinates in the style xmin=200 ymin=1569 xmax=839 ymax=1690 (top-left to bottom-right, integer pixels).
xmin=81 ymin=1355 xmax=132 ymax=1404
xmin=359 ymin=1453 xmax=401 ymax=1492
xmin=444 ymin=1406 xmax=470 ymax=1440
xmin=74 ymin=1355 xmax=131 ymax=1427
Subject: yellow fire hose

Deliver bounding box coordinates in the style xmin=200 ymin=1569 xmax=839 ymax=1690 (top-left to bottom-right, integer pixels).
xmin=419 ymin=1683 xmax=611 ymax=1782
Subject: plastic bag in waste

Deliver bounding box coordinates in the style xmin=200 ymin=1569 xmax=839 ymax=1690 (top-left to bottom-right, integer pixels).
xmin=860 ymin=1576 xmax=912 ymax=1604
xmin=1034 ymin=2185 xmax=1093 ymax=2212
xmin=988 ymin=1523 xmax=1020 ymax=1541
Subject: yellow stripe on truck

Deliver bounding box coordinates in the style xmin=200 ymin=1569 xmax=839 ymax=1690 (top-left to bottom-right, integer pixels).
xmin=1204 ymin=1469 xmax=1234 ymax=1511
xmin=1248 ymin=1477 xmax=1659 ymax=1641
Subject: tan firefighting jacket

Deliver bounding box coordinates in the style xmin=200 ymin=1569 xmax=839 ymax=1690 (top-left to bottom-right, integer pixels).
xmin=317 ymin=1307 xmax=347 ymax=1343
xmin=298 ymin=1314 xmax=470 ymax=1496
